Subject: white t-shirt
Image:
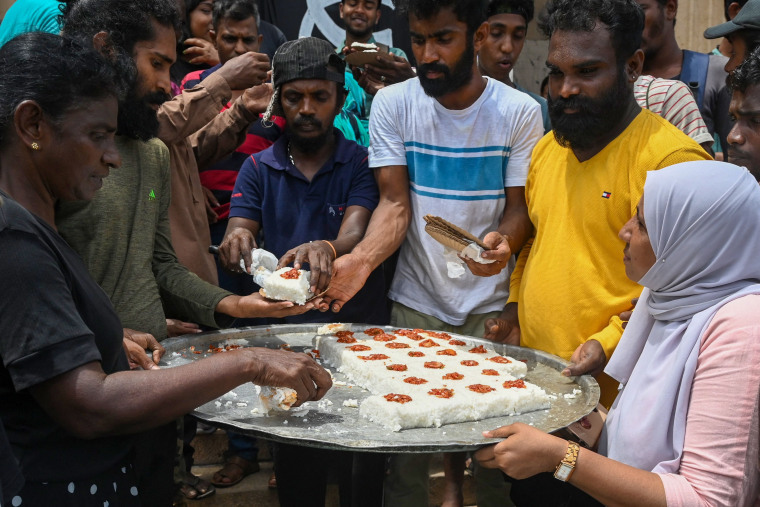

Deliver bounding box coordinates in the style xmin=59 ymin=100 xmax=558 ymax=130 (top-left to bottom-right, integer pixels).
xmin=369 ymin=76 xmax=543 ymax=325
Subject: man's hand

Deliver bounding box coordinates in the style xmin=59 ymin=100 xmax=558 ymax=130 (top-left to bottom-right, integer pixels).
xmin=217 ymin=52 xmax=270 ymax=90
xmin=483 ymin=303 xmax=520 ymax=345
xmin=182 ymin=37 xmax=220 ymax=66
xmin=364 ymin=53 xmax=416 ymax=85
xmin=218 ymin=293 xmax=318 ymax=319
xmin=202 ymin=186 xmax=219 ymax=224
xmin=278 ymin=241 xmax=335 ymax=295
xmin=166 ymin=319 xmax=202 ymax=337
xmin=246 ymin=348 xmax=332 ymax=406
xmin=562 ymin=339 xmax=606 ymax=377
xmin=123 ymin=328 xmax=165 ymax=370
xmin=240 ymin=83 xmax=274 ymax=115
xmin=475 ymin=423 xmax=567 ymax=479
xmin=462 ymin=231 xmax=511 ymax=277
xmin=620 ymin=297 xmax=638 ymax=329
xmin=219 ymin=227 xmax=257 ymax=274
xmin=354 ymin=67 xmax=385 ymax=96
xmin=321 ymin=253 xmax=372 ymax=313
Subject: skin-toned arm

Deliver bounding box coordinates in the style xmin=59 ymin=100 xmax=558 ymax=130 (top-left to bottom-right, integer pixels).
xmin=322 ymin=165 xmax=410 ymax=312
xmin=218 ymin=216 xmax=261 ymax=274
xmin=475 ymin=423 xmax=666 ymax=507
xmin=28 ymin=348 xmax=332 ymax=440
xmin=278 ymin=205 xmax=372 ymax=294
xmin=462 ymin=186 xmax=532 ymax=277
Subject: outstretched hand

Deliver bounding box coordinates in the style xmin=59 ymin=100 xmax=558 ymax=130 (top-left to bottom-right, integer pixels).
xmin=562 ymin=339 xmax=606 ymax=377
xmin=123 ymin=328 xmax=165 ymax=370
xmin=320 ymin=253 xmax=372 ymax=313
xmin=475 ymin=423 xmax=567 ymax=479
xmin=278 ymin=241 xmax=335 ymax=295
xmin=247 ymin=348 xmax=332 ymax=406
xmin=462 ymin=231 xmax=511 ymax=277
xmin=483 ymin=303 xmax=520 ymax=345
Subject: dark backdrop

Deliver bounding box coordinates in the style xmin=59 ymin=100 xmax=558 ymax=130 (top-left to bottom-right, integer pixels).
xmin=257 ymin=0 xmax=414 ymax=65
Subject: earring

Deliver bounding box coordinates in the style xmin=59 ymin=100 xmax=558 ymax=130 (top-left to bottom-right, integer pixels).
xmin=31 ymin=142 xmax=40 ymax=151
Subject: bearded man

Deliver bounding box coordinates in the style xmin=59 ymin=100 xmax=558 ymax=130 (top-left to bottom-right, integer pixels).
xmin=483 ymin=0 xmax=709 ymax=408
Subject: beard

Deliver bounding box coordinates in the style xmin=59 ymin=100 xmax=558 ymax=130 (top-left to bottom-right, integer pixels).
xmin=548 ymin=67 xmax=631 ymax=152
xmin=286 ymin=115 xmax=334 ymax=154
xmin=417 ymin=37 xmax=476 ymax=98
xmin=117 ymin=75 xmax=170 ymax=141
xmin=345 ymin=19 xmax=377 ymax=40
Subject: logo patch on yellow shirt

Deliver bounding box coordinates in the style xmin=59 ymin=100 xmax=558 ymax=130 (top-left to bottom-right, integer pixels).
xmin=602 ymin=191 xmax=611 ymax=199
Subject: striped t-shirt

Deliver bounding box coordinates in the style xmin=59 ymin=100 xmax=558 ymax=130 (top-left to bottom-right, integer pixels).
xmin=369 ymin=77 xmax=543 ymax=324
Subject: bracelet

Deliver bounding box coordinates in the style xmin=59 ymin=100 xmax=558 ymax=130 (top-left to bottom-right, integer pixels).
xmin=322 ymin=240 xmax=337 ymax=259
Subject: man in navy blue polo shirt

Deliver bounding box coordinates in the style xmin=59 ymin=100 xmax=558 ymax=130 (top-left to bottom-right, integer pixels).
xmin=218 ymin=37 xmax=387 ymax=507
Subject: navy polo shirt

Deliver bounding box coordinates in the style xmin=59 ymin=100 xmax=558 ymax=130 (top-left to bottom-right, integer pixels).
xmin=230 ymin=130 xmax=387 ymax=324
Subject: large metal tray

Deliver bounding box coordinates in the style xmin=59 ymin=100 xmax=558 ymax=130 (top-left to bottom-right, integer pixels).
xmin=160 ymin=324 xmax=599 ymax=453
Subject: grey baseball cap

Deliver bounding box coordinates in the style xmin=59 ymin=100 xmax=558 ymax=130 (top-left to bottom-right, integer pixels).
xmin=705 ymin=0 xmax=760 ymax=39
xmin=272 ymin=37 xmax=345 ymax=88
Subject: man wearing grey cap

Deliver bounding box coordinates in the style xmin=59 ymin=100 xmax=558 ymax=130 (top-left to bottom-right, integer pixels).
xmin=705 ymin=0 xmax=760 ymax=73
xmin=219 ymin=36 xmax=387 ymax=507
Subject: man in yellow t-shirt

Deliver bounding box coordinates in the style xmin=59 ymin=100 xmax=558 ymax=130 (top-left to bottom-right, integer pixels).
xmin=483 ymin=0 xmax=710 ymax=408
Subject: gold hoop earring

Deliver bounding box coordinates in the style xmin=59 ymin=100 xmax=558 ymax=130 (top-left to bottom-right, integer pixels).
xmin=31 ymin=142 xmax=40 ymax=151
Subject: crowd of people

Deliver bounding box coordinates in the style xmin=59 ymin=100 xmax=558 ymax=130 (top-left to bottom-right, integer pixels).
xmin=0 ymin=0 xmax=758 ymax=506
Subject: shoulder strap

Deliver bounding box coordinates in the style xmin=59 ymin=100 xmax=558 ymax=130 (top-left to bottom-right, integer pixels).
xmin=680 ymin=50 xmax=709 ymax=110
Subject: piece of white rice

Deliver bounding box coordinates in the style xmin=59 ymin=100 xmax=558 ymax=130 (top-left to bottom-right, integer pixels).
xmin=262 ymin=267 xmax=312 ymax=305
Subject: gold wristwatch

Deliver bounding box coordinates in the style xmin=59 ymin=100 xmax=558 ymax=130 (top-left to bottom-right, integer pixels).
xmin=554 ymin=441 xmax=580 ymax=482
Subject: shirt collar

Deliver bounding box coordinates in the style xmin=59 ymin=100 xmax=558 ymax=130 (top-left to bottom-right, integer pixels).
xmin=259 ymin=129 xmax=356 ymax=177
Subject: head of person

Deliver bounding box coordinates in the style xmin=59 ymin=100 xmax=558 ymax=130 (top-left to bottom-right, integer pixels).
xmin=705 ymin=0 xmax=760 ymax=73
xmin=725 ymin=0 xmax=749 ymax=21
xmin=618 ymin=161 xmax=760 ymax=304
xmin=394 ymin=0 xmax=488 ymax=98
xmin=539 ymin=0 xmax=644 ymax=151
xmin=184 ymin=0 xmax=215 ymax=43
xmin=0 ymin=32 xmax=121 ymax=202
xmin=635 ymin=0 xmax=676 ymax=62
xmin=727 ymin=47 xmax=760 ymax=180
xmin=211 ymin=0 xmax=262 ymax=64
xmin=477 ymin=0 xmax=534 ymax=84
xmin=61 ymin=0 xmax=182 ymax=141
xmin=264 ymin=37 xmax=347 ymax=154
xmin=340 ymin=0 xmax=383 ymax=40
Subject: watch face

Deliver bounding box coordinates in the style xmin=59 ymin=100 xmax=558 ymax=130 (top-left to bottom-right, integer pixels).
xmin=555 ymin=462 xmax=573 ymax=482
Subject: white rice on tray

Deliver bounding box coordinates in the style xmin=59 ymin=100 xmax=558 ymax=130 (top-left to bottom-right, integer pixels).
xmin=319 ymin=328 xmax=551 ymax=431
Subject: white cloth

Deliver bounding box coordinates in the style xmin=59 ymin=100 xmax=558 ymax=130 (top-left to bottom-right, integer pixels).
xmin=369 ymin=77 xmax=543 ymax=325
xmin=601 ymin=160 xmax=760 ymax=473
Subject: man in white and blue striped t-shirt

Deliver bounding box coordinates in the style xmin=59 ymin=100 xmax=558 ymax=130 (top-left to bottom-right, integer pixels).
xmin=323 ymin=0 xmax=543 ymax=505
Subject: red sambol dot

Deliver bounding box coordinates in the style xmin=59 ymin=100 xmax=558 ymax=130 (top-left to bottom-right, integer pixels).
xmin=384 ymin=393 xmax=412 ymax=403
xmin=358 ymin=354 xmax=389 ymax=360
xmin=408 ymin=351 xmax=425 ymax=357
xmin=448 ymin=339 xmax=466 ymax=346
xmin=426 ymin=331 xmax=451 ymax=340
xmin=424 ymin=361 xmax=445 ymax=369
xmin=336 ymin=330 xmax=354 ymax=340
xmin=348 ymin=344 xmax=372 ymax=351
xmin=468 ymin=384 xmax=495 ymax=393
xmin=436 ymin=349 xmax=457 ymax=356
xmin=364 ymin=328 xmax=385 ymax=336
xmin=443 ymin=372 xmax=464 ymax=380
xmin=428 ymin=388 xmax=454 ymax=399
xmin=482 ymin=369 xmax=499 ymax=376
xmin=386 ymin=364 xmax=408 ymax=371
xmin=337 ymin=336 xmax=357 ymax=344
xmin=373 ymin=333 xmax=396 ymax=342
xmin=394 ymin=329 xmax=424 ymax=340
xmin=503 ymin=380 xmax=527 ymax=389
xmin=404 ymin=377 xmax=428 ymax=385
xmin=469 ymin=345 xmax=488 ymax=354
xmin=489 ymin=356 xmax=511 ymax=364
xmin=386 ymin=342 xmax=411 ymax=349
xmin=460 ymin=360 xmax=479 ymax=366
xmin=419 ymin=339 xmax=439 ymax=348
xmin=280 ymin=268 xmax=300 ymax=279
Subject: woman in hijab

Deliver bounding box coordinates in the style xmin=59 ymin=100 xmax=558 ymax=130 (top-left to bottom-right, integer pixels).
xmin=475 ymin=160 xmax=760 ymax=507
xmin=0 ymin=32 xmax=329 ymax=507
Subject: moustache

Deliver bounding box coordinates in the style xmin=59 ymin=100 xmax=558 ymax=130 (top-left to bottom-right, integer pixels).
xmin=293 ymin=116 xmax=323 ymax=129
xmin=548 ymin=95 xmax=598 ymax=116
xmin=143 ymin=90 xmax=170 ymax=106
xmin=418 ymin=62 xmax=450 ymax=77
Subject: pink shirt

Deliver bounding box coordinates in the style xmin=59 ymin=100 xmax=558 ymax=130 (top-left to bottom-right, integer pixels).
xmin=659 ymin=295 xmax=760 ymax=506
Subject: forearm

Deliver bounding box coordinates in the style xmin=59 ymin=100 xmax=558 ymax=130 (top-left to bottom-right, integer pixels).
xmin=569 ymin=447 xmax=666 ymax=507
xmin=350 ymin=198 xmax=410 ymax=271
xmin=497 ymin=203 xmax=531 ymax=254
xmin=191 ymin=96 xmax=257 ymax=170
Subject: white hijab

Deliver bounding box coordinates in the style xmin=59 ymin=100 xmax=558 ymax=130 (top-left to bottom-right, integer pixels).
xmin=600 ymin=160 xmax=760 ymax=473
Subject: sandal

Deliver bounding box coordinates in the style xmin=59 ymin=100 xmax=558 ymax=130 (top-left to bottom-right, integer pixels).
xmin=268 ymin=471 xmax=277 ymax=489
xmin=211 ymin=455 xmax=260 ymax=488
xmin=178 ymin=475 xmax=216 ymax=500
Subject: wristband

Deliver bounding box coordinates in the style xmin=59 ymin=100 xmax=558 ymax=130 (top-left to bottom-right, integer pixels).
xmin=322 ymin=240 xmax=337 ymax=259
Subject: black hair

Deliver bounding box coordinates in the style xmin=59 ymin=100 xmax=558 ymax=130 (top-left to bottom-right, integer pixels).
xmin=341 ymin=0 xmax=383 ymax=5
xmin=213 ymin=0 xmax=260 ymax=30
xmin=61 ymin=0 xmax=181 ymax=57
xmin=393 ymin=0 xmax=487 ymax=36
xmin=0 ymin=32 xmax=120 ymax=147
xmin=538 ymin=0 xmax=644 ymax=64
xmin=725 ymin=0 xmax=749 ymax=21
xmin=487 ymin=0 xmax=534 ymax=24
xmin=730 ymin=46 xmax=760 ymax=93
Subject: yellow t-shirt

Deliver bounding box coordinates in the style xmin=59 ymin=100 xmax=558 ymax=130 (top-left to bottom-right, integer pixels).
xmin=509 ymin=108 xmax=711 ymax=404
